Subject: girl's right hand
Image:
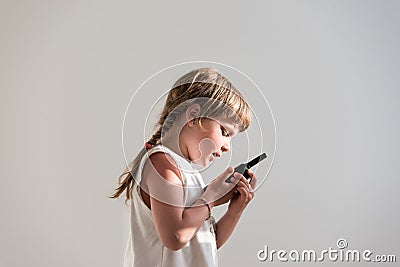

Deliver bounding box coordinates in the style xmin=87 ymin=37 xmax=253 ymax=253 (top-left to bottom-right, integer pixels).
xmin=202 ymin=166 xmax=238 ymax=207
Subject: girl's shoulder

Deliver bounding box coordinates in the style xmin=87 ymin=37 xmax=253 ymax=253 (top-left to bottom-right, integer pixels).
xmin=142 ymin=145 xmax=184 ymax=187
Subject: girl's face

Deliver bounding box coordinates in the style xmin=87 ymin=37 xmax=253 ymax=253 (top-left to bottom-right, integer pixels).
xmin=181 ymin=117 xmax=239 ymax=167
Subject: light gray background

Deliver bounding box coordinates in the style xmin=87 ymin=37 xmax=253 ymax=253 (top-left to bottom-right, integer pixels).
xmin=1 ymin=0 xmax=399 ymax=266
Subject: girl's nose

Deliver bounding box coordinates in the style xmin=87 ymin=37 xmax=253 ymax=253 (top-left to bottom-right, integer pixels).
xmin=221 ymin=141 xmax=231 ymax=152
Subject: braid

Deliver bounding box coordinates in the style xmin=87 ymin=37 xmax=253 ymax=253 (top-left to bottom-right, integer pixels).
xmin=147 ymin=127 xmax=162 ymax=146
xmin=151 ymin=101 xmax=188 ymax=144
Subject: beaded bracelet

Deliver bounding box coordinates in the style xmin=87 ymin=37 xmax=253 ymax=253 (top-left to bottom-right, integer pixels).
xmin=197 ymin=198 xmax=211 ymax=220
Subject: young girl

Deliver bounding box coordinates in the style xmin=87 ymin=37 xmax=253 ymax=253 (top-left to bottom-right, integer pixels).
xmin=111 ymin=68 xmax=257 ymax=267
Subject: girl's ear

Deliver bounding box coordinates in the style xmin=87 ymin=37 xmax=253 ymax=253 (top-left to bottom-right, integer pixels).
xmin=186 ymin=104 xmax=201 ymax=126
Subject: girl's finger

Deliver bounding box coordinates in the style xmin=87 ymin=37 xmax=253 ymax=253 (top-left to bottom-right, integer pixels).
xmin=235 ymin=179 xmax=255 ymax=203
xmin=222 ymin=167 xmax=235 ymax=182
xmin=233 ymin=173 xmax=251 ymax=186
xmin=239 ymin=177 xmax=253 ymax=191
xmin=233 ymin=172 xmax=244 ymax=180
xmin=236 ymin=187 xmax=248 ymax=200
xmin=248 ymin=173 xmax=257 ymax=189
xmin=247 ymin=169 xmax=254 ymax=177
xmin=240 ymin=183 xmax=254 ymax=200
xmin=235 ymin=180 xmax=247 ymax=189
xmin=235 ymin=179 xmax=253 ymax=190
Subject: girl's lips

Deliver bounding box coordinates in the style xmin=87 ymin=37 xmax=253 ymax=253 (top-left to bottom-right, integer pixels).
xmin=212 ymin=152 xmax=221 ymax=158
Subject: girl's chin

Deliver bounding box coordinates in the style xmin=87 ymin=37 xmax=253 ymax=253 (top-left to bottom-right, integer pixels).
xmin=192 ymin=160 xmax=207 ymax=168
xmin=191 ymin=156 xmax=214 ymax=168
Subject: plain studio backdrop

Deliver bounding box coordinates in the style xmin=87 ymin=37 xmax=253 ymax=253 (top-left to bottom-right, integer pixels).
xmin=1 ymin=1 xmax=399 ymax=266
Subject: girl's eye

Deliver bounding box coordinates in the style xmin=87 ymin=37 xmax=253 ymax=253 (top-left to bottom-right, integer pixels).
xmin=221 ymin=127 xmax=230 ymax=137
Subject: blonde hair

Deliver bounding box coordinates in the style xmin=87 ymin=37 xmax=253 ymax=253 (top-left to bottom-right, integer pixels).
xmin=110 ymin=67 xmax=251 ymax=202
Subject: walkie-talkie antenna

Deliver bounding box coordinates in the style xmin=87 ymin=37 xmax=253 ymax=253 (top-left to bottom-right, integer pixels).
xmin=246 ymin=153 xmax=267 ymax=169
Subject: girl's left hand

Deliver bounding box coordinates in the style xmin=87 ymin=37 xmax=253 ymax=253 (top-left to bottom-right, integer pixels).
xmin=227 ymin=170 xmax=257 ymax=216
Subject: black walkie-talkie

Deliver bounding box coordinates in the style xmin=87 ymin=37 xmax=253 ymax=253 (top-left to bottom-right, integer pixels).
xmin=225 ymin=153 xmax=267 ymax=184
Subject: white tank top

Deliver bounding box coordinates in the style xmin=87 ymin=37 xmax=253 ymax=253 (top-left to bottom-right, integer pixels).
xmin=124 ymin=145 xmax=218 ymax=267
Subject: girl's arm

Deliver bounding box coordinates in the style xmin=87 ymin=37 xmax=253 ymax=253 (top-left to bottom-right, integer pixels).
xmin=143 ymin=152 xmax=234 ymax=251
xmin=215 ymin=170 xmax=257 ymax=249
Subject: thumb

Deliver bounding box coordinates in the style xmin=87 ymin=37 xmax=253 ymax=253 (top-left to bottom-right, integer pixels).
xmin=225 ymin=166 xmax=234 ymax=175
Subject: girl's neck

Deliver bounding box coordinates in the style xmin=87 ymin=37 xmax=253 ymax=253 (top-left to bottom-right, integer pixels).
xmin=160 ymin=126 xmax=192 ymax=164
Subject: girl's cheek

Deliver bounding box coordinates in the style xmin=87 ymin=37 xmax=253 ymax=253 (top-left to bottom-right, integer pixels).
xmin=199 ymin=138 xmax=217 ymax=153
